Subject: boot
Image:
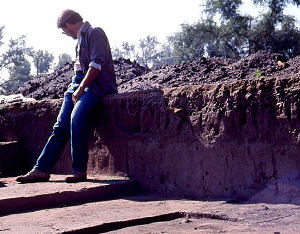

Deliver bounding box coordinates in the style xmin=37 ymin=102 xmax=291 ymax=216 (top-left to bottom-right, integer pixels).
xmin=16 ymin=169 xmax=50 ymax=183
xmin=65 ymin=171 xmax=87 ymax=183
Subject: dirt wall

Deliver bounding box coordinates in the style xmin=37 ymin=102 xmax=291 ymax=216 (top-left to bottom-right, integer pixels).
xmin=1 ymin=74 xmax=300 ymax=199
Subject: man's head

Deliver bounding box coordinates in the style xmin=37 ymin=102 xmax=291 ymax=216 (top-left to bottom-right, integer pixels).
xmin=57 ymin=9 xmax=83 ymax=39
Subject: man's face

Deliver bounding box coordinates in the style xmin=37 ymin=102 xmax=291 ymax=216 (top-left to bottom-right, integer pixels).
xmin=62 ymin=25 xmax=77 ymax=40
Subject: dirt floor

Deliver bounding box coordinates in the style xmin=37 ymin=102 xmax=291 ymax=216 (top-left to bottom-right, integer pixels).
xmin=1 ymin=176 xmax=300 ymax=233
xmin=1 ymin=192 xmax=300 ymax=233
xmin=1 ymin=175 xmax=299 ymax=233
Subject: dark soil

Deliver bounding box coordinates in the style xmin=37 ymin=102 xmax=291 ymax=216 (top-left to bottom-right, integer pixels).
xmin=118 ymin=51 xmax=287 ymax=92
xmin=17 ymin=58 xmax=149 ymax=100
xmin=16 ymin=51 xmax=294 ymax=99
xmin=18 ymin=62 xmax=74 ymax=100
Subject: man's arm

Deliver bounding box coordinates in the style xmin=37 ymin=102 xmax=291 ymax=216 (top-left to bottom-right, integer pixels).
xmin=72 ymin=66 xmax=100 ymax=103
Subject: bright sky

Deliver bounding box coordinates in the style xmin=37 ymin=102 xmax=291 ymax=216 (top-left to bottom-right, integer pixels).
xmin=0 ymin=0 xmax=203 ymax=63
xmin=0 ymin=0 xmax=300 ymax=78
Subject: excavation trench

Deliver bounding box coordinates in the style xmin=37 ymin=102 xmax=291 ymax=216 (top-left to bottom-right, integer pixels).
xmin=62 ymin=211 xmax=238 ymax=233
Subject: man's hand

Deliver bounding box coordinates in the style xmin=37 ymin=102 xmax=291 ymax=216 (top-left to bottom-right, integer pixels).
xmin=72 ymin=66 xmax=100 ymax=104
xmin=72 ymin=87 xmax=84 ymax=103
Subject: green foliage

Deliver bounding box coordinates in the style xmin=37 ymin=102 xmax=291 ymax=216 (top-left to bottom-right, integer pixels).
xmin=169 ymin=0 xmax=300 ymax=62
xmin=112 ymin=42 xmax=135 ymax=60
xmin=168 ymin=0 xmax=251 ymax=62
xmin=275 ymin=16 xmax=300 ymax=57
xmin=168 ymin=13 xmax=250 ymax=62
xmin=168 ymin=23 xmax=206 ymax=62
xmin=33 ymin=50 xmax=54 ymax=75
xmin=9 ymin=58 xmax=31 ymax=78
xmin=136 ymin=36 xmax=160 ymax=67
xmin=0 ymin=26 xmax=4 ymax=48
xmin=55 ymin=53 xmax=72 ymax=69
xmin=1 ymin=58 xmax=32 ymax=92
xmin=0 ymin=35 xmax=32 ymax=72
xmin=249 ymin=14 xmax=300 ymax=57
xmin=112 ymin=36 xmax=176 ymax=68
xmin=254 ymin=69 xmax=263 ymax=78
xmin=205 ymin=0 xmax=243 ymax=20
xmin=0 ymin=87 xmax=5 ymax=95
xmin=155 ymin=43 xmax=175 ymax=66
xmin=253 ymin=0 xmax=300 ymax=20
xmin=111 ymin=47 xmax=122 ymax=60
xmin=0 ymin=35 xmax=33 ymax=92
xmin=0 ymin=27 xmax=57 ymax=93
xmin=4 ymin=36 xmax=32 ymax=76
xmin=122 ymin=42 xmax=136 ymax=59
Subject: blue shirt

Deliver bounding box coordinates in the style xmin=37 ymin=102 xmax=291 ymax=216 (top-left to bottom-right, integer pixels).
xmin=77 ymin=22 xmax=117 ymax=97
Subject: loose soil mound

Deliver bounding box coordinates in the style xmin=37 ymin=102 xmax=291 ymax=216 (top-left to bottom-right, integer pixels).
xmin=17 ymin=58 xmax=149 ymax=100
xmin=18 ymin=63 xmax=74 ymax=100
xmin=118 ymin=51 xmax=286 ymax=92
xmin=16 ymin=51 xmax=294 ymax=99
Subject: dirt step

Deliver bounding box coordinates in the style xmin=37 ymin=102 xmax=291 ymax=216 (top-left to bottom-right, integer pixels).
xmin=63 ymin=211 xmax=237 ymax=234
xmin=0 ymin=195 xmax=235 ymax=233
xmin=0 ymin=194 xmax=299 ymax=233
xmin=0 ymin=174 xmax=139 ymax=216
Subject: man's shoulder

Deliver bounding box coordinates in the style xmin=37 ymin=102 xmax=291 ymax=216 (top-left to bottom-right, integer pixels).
xmin=87 ymin=25 xmax=105 ymax=36
xmin=82 ymin=22 xmax=105 ymax=37
xmin=85 ymin=26 xmax=107 ymax=43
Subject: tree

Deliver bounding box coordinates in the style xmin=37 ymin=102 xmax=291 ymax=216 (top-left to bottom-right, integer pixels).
xmin=274 ymin=15 xmax=300 ymax=57
xmin=205 ymin=0 xmax=243 ymax=20
xmin=112 ymin=36 xmax=176 ymax=67
xmin=1 ymin=58 xmax=32 ymax=92
xmin=168 ymin=0 xmax=251 ymax=63
xmin=0 ymin=35 xmax=33 ymax=92
xmin=9 ymin=58 xmax=31 ymax=80
xmin=169 ymin=0 xmax=300 ymax=61
xmin=121 ymin=42 xmax=136 ymax=59
xmin=112 ymin=42 xmax=136 ymax=60
xmin=168 ymin=23 xmax=207 ymax=63
xmin=249 ymin=0 xmax=300 ymax=57
xmin=0 ymin=35 xmax=32 ymax=72
xmin=33 ymin=50 xmax=54 ymax=75
xmin=0 ymin=26 xmax=4 ymax=48
xmin=111 ymin=47 xmax=123 ymax=60
xmin=55 ymin=53 xmax=72 ymax=69
xmin=155 ymin=43 xmax=176 ymax=66
xmin=0 ymin=87 xmax=5 ymax=95
xmin=253 ymin=0 xmax=300 ymax=21
xmin=134 ymin=36 xmax=160 ymax=67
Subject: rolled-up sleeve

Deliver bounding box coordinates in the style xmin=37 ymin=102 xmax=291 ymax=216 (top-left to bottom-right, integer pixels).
xmin=88 ymin=28 xmax=107 ymax=71
xmin=89 ymin=61 xmax=101 ymax=71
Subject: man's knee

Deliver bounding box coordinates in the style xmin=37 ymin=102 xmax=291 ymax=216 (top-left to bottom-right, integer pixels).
xmin=70 ymin=110 xmax=85 ymax=129
xmin=70 ymin=108 xmax=92 ymax=131
xmin=53 ymin=120 xmax=70 ymax=134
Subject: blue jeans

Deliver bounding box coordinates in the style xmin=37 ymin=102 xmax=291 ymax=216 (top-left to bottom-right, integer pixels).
xmin=34 ymin=73 xmax=101 ymax=173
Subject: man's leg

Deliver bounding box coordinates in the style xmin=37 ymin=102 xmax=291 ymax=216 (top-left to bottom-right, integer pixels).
xmin=66 ymin=89 xmax=101 ymax=182
xmin=16 ymin=90 xmax=74 ymax=183
xmin=34 ymin=91 xmax=74 ymax=173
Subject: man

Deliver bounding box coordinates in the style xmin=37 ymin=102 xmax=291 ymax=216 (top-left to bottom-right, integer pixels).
xmin=16 ymin=9 xmax=117 ymax=183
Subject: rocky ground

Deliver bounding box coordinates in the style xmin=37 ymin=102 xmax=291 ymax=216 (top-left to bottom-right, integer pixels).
xmin=12 ymin=50 xmax=293 ymax=100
